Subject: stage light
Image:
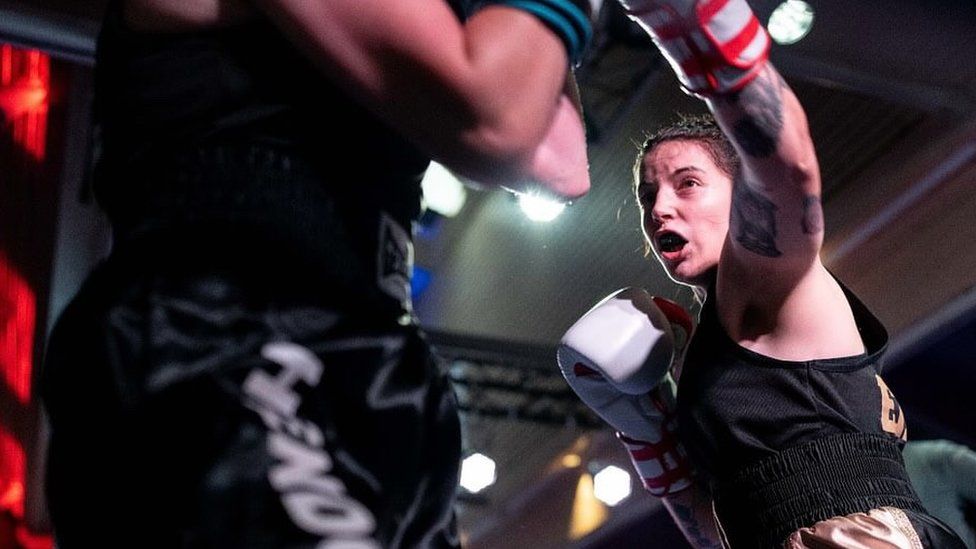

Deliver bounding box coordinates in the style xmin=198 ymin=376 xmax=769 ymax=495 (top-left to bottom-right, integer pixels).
xmin=459 ymin=452 xmax=496 ymax=494
xmin=518 ymin=193 xmax=565 ymax=222
xmin=592 ymin=465 xmax=631 ymax=506
xmin=421 ymin=161 xmax=467 ymax=217
xmin=768 ymin=0 xmax=814 ymax=45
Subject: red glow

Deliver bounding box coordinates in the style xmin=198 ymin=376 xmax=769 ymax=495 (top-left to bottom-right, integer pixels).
xmin=0 ymin=474 xmax=23 ymax=511
xmin=0 ymin=44 xmax=49 ymax=159
xmin=0 ymin=254 xmax=35 ymax=404
xmin=15 ymin=528 xmax=52 ymax=549
xmin=0 ymin=252 xmax=39 ymax=544
xmin=0 ymin=427 xmax=26 ymax=525
xmin=0 ymin=43 xmax=54 ymax=549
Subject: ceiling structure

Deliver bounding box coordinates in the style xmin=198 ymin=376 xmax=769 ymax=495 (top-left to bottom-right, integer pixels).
xmin=2 ymin=0 xmax=975 ymax=546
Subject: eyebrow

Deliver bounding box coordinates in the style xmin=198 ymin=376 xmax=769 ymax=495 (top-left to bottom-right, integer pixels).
xmin=640 ymin=165 xmax=705 ymax=190
xmin=672 ymin=166 xmax=704 ymax=176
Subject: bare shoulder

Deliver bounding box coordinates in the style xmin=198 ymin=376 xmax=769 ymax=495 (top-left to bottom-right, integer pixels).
xmin=716 ymin=261 xmax=865 ymax=361
xmin=123 ymin=0 xmax=258 ymax=32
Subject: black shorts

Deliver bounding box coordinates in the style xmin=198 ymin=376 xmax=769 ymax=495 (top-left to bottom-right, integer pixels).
xmin=42 ymin=249 xmax=461 ymax=548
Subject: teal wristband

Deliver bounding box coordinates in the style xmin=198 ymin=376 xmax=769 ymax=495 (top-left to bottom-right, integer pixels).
xmin=474 ymin=0 xmax=592 ymax=65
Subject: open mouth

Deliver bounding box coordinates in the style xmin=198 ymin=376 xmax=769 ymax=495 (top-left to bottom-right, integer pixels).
xmin=657 ymin=231 xmax=687 ymax=253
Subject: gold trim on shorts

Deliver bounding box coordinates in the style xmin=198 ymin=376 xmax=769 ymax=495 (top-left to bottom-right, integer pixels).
xmin=785 ymin=507 xmax=923 ymax=549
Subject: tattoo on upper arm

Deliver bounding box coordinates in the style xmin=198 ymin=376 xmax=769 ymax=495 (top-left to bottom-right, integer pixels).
xmin=732 ymin=173 xmax=782 ymax=257
xmin=727 ymin=66 xmax=784 ymax=158
xmin=802 ymin=195 xmax=824 ymax=235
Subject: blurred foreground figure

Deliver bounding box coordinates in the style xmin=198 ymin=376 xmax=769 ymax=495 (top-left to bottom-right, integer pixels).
xmin=41 ymin=0 xmax=595 ymax=546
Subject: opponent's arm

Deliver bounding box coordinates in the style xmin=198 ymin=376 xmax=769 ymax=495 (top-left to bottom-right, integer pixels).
xmin=516 ymin=71 xmax=591 ymax=199
xmin=251 ymin=0 xmax=596 ymax=198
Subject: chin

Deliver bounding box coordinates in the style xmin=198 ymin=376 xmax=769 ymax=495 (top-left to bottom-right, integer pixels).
xmin=668 ymin=264 xmax=710 ymax=289
xmin=669 ymin=272 xmax=698 ymax=287
xmin=655 ymin=254 xmax=710 ymax=288
xmin=663 ymin=263 xmax=692 ymax=284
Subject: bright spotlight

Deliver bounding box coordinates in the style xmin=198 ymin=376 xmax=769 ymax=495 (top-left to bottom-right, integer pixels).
xmin=592 ymin=465 xmax=631 ymax=506
xmin=768 ymin=0 xmax=814 ymax=45
xmin=460 ymin=452 xmax=496 ymax=494
xmin=421 ymin=161 xmax=467 ymax=217
xmin=518 ymin=193 xmax=566 ymax=222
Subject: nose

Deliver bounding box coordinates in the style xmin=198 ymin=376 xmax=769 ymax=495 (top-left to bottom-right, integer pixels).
xmin=650 ymin=190 xmax=676 ymax=225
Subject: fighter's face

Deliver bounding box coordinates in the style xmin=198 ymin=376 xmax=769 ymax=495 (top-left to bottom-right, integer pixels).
xmin=636 ymin=140 xmax=733 ymax=287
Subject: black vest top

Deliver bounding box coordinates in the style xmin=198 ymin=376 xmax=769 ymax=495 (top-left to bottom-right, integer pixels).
xmin=677 ymin=284 xmax=925 ymax=547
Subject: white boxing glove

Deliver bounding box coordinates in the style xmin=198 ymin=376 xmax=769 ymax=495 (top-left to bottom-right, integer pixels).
xmin=557 ymin=287 xmax=694 ymax=496
xmin=618 ymin=0 xmax=770 ymax=97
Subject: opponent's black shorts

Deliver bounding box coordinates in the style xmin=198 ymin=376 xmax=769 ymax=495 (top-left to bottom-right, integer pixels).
xmin=42 ymin=247 xmax=461 ymax=548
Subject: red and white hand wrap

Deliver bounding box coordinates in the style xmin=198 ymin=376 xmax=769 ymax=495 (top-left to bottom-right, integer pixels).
xmin=619 ymin=0 xmax=770 ymax=97
xmin=616 ymin=373 xmax=690 ymax=495
xmin=556 ymin=288 xmax=695 ymax=496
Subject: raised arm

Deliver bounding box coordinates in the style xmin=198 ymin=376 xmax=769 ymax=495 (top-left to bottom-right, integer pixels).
xmin=707 ymin=64 xmax=822 ymax=276
xmin=251 ymin=0 xmax=593 ymax=198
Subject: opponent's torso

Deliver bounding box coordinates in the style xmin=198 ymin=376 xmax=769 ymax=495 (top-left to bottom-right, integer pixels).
xmin=92 ymin=1 xmax=442 ymax=316
xmin=95 ymin=2 xmax=429 ymax=222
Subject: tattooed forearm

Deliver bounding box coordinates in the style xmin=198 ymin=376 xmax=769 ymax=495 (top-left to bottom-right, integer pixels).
xmin=732 ymin=173 xmax=782 ymax=257
xmin=726 ymin=66 xmax=784 ymax=158
xmin=802 ymin=195 xmax=824 ymax=235
xmin=669 ymin=500 xmax=724 ymax=549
